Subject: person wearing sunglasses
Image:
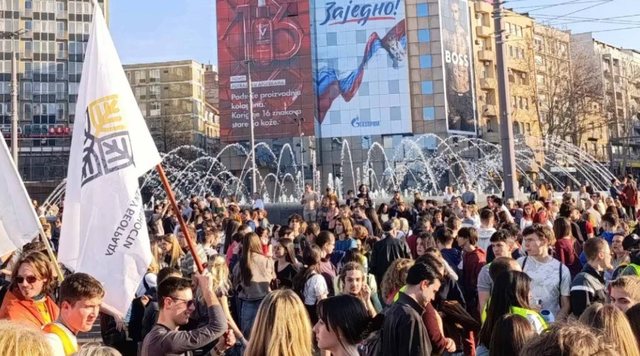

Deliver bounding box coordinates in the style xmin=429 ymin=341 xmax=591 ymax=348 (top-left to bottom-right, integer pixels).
xmin=0 ymin=251 xmax=59 ymax=328
xmin=141 ymin=272 xmax=234 ymax=356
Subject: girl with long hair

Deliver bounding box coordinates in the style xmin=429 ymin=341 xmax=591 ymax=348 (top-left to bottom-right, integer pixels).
xmin=488 ymin=314 xmax=535 ymax=356
xmin=233 ymin=232 xmax=275 ymax=338
xmin=376 ymin=203 xmax=390 ymax=223
xmin=293 ymin=245 xmax=328 ymax=324
xmin=245 ymin=289 xmax=312 ymax=356
xmin=0 ymin=252 xmax=59 ymax=328
xmin=208 ymin=255 xmax=245 ymax=345
xmin=478 ymin=271 xmax=546 ymax=353
xmin=520 ymin=203 xmax=534 ymax=231
xmin=314 ymin=294 xmax=379 ymax=356
xmin=334 ymin=217 xmax=357 ymax=253
xmin=579 ymin=303 xmax=640 ymax=356
xmin=553 ymin=217 xmax=582 ymax=278
xmin=365 ymin=206 xmax=383 ymax=237
xmin=274 ymin=238 xmax=300 ymax=289
xmin=380 ymin=258 xmax=414 ymax=306
xmin=158 ymin=234 xmax=183 ymax=269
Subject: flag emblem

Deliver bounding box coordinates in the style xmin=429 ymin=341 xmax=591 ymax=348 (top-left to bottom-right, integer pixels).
xmin=82 ymin=94 xmax=135 ymax=187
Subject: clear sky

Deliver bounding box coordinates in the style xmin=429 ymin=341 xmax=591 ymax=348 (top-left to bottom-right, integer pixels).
xmin=110 ymin=0 xmax=640 ymax=66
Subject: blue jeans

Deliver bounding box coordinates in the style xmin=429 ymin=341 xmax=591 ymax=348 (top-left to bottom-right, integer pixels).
xmin=239 ymin=298 xmax=263 ymax=338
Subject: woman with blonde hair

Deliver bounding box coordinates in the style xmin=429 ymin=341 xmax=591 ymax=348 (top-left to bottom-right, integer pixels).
xmin=245 ymin=289 xmax=312 ymax=356
xmin=208 ymin=254 xmax=245 ymax=345
xmin=158 ymin=234 xmax=183 ymax=269
xmin=0 ymin=319 xmax=51 ymax=355
xmin=0 ymin=252 xmax=59 ymax=328
xmin=233 ymin=232 xmax=275 ymax=337
xmin=75 ymin=342 xmax=121 ymax=356
xmin=578 ymin=302 xmax=640 ymax=356
xmin=380 ymin=258 xmax=414 ymax=305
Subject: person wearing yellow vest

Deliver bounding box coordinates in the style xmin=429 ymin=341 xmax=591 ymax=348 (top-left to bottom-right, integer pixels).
xmin=43 ymin=273 xmax=105 ymax=356
xmin=476 ymin=271 xmax=546 ymax=356
xmin=0 ymin=252 xmax=59 ymax=328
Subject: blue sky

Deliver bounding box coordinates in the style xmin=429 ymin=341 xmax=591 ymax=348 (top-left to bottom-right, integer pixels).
xmin=110 ymin=0 xmax=640 ymax=65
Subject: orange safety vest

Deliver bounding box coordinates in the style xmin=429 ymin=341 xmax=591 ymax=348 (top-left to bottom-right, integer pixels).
xmin=42 ymin=322 xmax=78 ymax=355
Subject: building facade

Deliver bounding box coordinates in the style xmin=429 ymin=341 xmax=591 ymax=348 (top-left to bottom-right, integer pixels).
xmin=1 ymin=0 xmax=107 ymax=183
xmin=123 ymin=60 xmax=219 ymax=154
xmin=572 ymin=32 xmax=640 ymax=172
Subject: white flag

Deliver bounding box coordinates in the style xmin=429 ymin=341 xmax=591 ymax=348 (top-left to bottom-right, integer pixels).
xmin=0 ymin=135 xmax=41 ymax=256
xmin=59 ymin=3 xmax=161 ymax=314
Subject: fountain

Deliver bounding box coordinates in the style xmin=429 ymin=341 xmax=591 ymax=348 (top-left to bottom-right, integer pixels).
xmin=41 ymin=134 xmax=616 ymax=209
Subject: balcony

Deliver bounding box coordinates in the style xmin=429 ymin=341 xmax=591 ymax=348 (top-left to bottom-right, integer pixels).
xmin=475 ymin=1 xmax=492 ymax=13
xmin=478 ymin=50 xmax=494 ymax=62
xmin=482 ymin=104 xmax=497 ymax=117
xmin=476 ymin=26 xmax=492 ymax=38
xmin=483 ymin=131 xmax=500 ymax=144
xmin=480 ymin=77 xmax=496 ymax=89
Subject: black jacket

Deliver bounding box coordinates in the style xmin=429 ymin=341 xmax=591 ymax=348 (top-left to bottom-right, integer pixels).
xmin=370 ymin=234 xmax=411 ymax=285
xmin=381 ymin=292 xmax=433 ymax=356
xmin=570 ymin=263 xmax=606 ymax=317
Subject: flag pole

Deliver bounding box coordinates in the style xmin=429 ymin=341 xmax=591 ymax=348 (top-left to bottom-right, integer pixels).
xmin=38 ymin=227 xmax=64 ymax=283
xmin=155 ymin=164 xmax=204 ymax=274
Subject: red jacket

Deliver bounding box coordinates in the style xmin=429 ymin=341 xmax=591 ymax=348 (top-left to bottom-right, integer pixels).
xmin=622 ymin=185 xmax=637 ymax=207
xmin=0 ymin=289 xmax=59 ymax=328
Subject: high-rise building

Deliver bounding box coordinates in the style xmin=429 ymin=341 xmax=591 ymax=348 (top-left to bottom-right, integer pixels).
xmin=471 ymin=4 xmax=543 ymax=171
xmin=0 ymin=0 xmax=108 ymax=185
xmin=572 ymin=33 xmax=640 ymax=173
xmin=123 ymin=60 xmax=219 ymax=154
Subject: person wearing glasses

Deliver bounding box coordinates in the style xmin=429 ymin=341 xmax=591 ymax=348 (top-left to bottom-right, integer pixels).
xmin=141 ymin=273 xmax=234 ymax=356
xmin=0 ymin=251 xmax=59 ymax=328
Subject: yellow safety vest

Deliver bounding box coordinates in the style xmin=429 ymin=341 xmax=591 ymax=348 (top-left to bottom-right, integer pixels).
xmin=481 ymin=303 xmax=547 ymax=329
xmin=623 ymin=263 xmax=640 ymax=276
xmin=42 ymin=322 xmax=78 ymax=356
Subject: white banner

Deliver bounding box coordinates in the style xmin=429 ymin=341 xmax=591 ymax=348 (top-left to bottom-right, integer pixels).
xmin=59 ymin=3 xmax=161 ymax=314
xmin=0 ymin=135 xmax=40 ymax=256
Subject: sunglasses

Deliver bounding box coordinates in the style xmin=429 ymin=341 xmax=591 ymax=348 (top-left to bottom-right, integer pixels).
xmin=169 ymin=296 xmax=196 ymax=308
xmin=16 ymin=275 xmax=38 ymax=284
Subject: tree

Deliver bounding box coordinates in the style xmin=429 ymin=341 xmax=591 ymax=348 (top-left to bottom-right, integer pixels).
xmin=536 ymin=48 xmax=609 ymax=151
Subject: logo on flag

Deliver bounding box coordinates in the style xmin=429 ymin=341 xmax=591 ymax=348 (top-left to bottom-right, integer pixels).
xmin=82 ymin=95 xmax=135 ymax=186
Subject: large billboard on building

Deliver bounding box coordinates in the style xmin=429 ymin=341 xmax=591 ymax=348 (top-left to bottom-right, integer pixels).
xmin=440 ymin=0 xmax=477 ymax=134
xmin=313 ymin=0 xmax=412 ymax=137
xmin=217 ymin=0 xmax=315 ymax=142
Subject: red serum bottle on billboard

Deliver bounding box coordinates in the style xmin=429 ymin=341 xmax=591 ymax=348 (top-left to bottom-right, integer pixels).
xmin=252 ymin=0 xmax=273 ymax=66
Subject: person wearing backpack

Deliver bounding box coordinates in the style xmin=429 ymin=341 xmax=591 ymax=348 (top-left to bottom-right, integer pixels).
xmin=570 ymin=238 xmax=611 ymax=317
xmin=518 ymin=224 xmax=571 ymax=322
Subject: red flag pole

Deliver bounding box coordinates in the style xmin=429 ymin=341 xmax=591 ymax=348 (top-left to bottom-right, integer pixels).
xmin=155 ymin=164 xmax=204 ymax=274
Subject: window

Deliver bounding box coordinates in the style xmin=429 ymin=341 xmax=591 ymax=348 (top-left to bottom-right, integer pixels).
xmin=330 ymin=111 xmax=341 ymax=124
xmin=423 ymin=107 xmax=435 ymax=121
xmin=326 ymin=32 xmax=337 ymax=46
xmin=359 ymin=82 xmax=369 ymax=96
xmin=418 ymin=29 xmax=430 ymax=42
xmin=390 ymin=106 xmax=401 ymax=121
xmin=388 ymin=80 xmax=399 ymax=94
xmin=421 ymin=81 xmax=433 ymax=94
xmin=417 ymin=3 xmax=428 ymax=17
xmin=419 ymin=55 xmax=432 ymax=68
xmin=359 ymin=108 xmax=371 ymax=121
xmin=150 ymin=102 xmax=161 ymax=116
xmin=356 ymin=30 xmax=367 ymax=44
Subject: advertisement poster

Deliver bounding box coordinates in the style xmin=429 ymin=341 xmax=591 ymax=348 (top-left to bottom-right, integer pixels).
xmin=440 ymin=0 xmax=477 ymax=134
xmin=313 ymin=0 xmax=412 ymax=138
xmin=217 ymin=0 xmax=314 ymax=141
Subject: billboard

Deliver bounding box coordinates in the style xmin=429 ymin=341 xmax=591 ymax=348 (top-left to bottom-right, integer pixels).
xmin=440 ymin=0 xmax=477 ymax=134
xmin=313 ymin=0 xmax=412 ymax=138
xmin=217 ymin=0 xmax=315 ymax=142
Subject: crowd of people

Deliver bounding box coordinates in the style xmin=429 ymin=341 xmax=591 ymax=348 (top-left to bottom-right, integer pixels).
xmin=1 ymin=178 xmax=640 ymax=355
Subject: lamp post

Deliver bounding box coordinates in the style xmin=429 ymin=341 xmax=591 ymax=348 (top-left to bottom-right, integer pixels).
xmin=2 ymin=29 xmax=27 ymax=165
xmin=245 ymin=59 xmax=257 ymax=195
xmin=293 ymin=116 xmax=304 ymax=189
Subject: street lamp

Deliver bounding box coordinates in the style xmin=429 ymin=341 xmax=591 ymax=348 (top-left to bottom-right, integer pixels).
xmin=293 ymin=116 xmax=304 ymax=190
xmin=244 ymin=59 xmax=257 ymax=195
xmin=1 ymin=29 xmax=28 ymax=165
